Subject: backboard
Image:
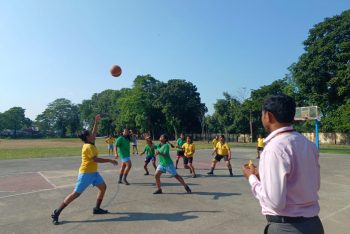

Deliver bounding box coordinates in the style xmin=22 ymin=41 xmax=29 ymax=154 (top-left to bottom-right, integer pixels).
xmin=295 ymin=106 xmax=319 ymax=120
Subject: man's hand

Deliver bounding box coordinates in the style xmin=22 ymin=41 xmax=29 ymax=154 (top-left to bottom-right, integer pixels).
xmin=242 ymin=164 xmax=259 ymax=180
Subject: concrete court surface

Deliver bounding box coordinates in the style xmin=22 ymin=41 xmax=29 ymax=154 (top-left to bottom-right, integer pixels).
xmin=0 ymin=148 xmax=349 ymax=234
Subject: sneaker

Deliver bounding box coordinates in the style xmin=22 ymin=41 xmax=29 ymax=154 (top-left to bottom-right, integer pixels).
xmin=153 ymin=189 xmax=162 ymax=194
xmin=230 ymin=173 xmax=234 ymax=177
xmin=51 ymin=209 xmax=59 ymax=225
xmin=93 ymin=208 xmax=109 ymax=214
xmin=192 ymin=174 xmax=197 ymax=178
xmin=123 ymin=179 xmax=130 ymax=185
xmin=118 ymin=180 xmax=123 ymax=184
xmin=144 ymin=172 xmax=149 ymax=176
xmin=207 ymin=171 xmax=214 ymax=175
xmin=185 ymin=186 xmax=192 ymax=194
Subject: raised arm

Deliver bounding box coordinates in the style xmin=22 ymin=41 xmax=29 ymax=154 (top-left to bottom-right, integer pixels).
xmin=91 ymin=114 xmax=101 ymax=142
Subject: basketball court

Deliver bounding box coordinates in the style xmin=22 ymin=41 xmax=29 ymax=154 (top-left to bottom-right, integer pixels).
xmin=0 ymin=148 xmax=349 ymax=233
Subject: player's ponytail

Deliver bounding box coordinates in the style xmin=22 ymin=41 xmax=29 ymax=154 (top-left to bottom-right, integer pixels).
xmin=78 ymin=130 xmax=90 ymax=143
xmin=161 ymin=134 xmax=169 ymax=142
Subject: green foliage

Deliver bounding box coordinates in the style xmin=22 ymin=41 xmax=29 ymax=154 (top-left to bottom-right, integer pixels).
xmin=154 ymin=79 xmax=207 ymax=137
xmin=36 ymin=98 xmax=80 ymax=137
xmin=0 ymin=107 xmax=29 ymax=137
xmin=292 ymin=10 xmax=350 ymax=114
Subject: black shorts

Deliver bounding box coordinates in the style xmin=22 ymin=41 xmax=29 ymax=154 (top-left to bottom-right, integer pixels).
xmin=214 ymin=155 xmax=229 ymax=162
xmin=257 ymin=147 xmax=264 ymax=151
xmin=183 ymin=157 xmax=193 ymax=164
xmin=177 ymin=150 xmax=184 ymax=158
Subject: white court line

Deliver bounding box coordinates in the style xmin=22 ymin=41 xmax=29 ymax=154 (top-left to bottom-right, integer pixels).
xmin=0 ymin=171 xmax=38 ymax=177
xmin=321 ymin=203 xmax=350 ymax=221
xmin=37 ymin=171 xmax=57 ymax=189
xmin=0 ymin=184 xmax=74 ymax=199
xmin=0 ymin=191 xmax=15 ymax=193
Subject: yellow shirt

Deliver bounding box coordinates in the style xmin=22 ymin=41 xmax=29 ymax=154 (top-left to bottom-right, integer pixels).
xmin=257 ymin=137 xmax=264 ymax=148
xmin=216 ymin=142 xmax=230 ymax=156
xmin=105 ymin=137 xmax=115 ymax=144
xmin=212 ymin=138 xmax=219 ymax=149
xmin=182 ymin=143 xmax=195 ymax=158
xmin=79 ymin=143 xmax=98 ymax=173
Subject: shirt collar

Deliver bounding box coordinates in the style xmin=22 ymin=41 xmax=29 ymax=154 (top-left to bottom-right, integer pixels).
xmin=263 ymin=125 xmax=294 ymax=144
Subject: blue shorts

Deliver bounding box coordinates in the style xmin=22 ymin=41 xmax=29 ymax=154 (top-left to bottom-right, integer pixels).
xmin=156 ymin=164 xmax=177 ymax=176
xmin=74 ymin=172 xmax=105 ymax=193
xmin=121 ymin=156 xmax=131 ymax=163
xmin=145 ymin=155 xmax=156 ymax=163
xmin=107 ymin=144 xmax=114 ymax=150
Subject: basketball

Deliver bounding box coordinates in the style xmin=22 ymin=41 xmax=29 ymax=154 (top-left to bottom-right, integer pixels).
xmin=110 ymin=65 xmax=122 ymax=77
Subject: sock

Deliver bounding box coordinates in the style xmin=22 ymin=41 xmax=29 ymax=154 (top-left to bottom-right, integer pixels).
xmin=210 ymin=167 xmax=214 ymax=173
xmin=119 ymin=174 xmax=123 ymax=182
xmin=229 ymin=168 xmax=233 ymax=175
xmin=123 ymin=174 xmax=128 ymax=180
xmin=56 ymin=202 xmax=67 ymax=215
xmin=95 ymin=199 xmax=102 ymax=209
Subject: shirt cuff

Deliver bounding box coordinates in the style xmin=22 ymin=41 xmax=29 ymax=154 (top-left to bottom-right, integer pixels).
xmin=248 ymin=174 xmax=259 ymax=186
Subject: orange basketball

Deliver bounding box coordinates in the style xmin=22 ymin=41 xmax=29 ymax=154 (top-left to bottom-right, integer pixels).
xmin=110 ymin=65 xmax=122 ymax=77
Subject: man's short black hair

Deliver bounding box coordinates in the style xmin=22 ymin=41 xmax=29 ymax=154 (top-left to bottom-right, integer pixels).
xmin=262 ymin=94 xmax=296 ymax=124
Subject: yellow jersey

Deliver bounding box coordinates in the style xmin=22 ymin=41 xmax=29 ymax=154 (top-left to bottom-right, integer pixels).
xmin=79 ymin=143 xmax=98 ymax=173
xmin=105 ymin=137 xmax=115 ymax=144
xmin=182 ymin=143 xmax=195 ymax=157
xmin=212 ymin=138 xmax=219 ymax=149
xmin=216 ymin=142 xmax=230 ymax=156
xmin=257 ymin=137 xmax=264 ymax=148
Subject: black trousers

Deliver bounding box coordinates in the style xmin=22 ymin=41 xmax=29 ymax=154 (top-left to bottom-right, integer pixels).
xmin=264 ymin=216 xmax=324 ymax=234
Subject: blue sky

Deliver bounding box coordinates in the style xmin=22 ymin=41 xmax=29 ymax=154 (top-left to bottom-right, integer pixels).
xmin=1 ymin=0 xmax=349 ymax=120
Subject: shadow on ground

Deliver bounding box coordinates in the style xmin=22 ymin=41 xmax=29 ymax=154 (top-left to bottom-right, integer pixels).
xmin=60 ymin=210 xmax=222 ymax=224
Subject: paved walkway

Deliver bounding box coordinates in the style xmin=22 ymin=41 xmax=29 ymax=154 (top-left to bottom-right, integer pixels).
xmin=0 ymin=148 xmax=349 ymax=233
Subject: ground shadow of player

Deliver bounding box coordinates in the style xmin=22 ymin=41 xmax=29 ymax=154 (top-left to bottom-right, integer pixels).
xmin=130 ymin=182 xmax=199 ymax=187
xmin=61 ymin=210 xmax=221 ymax=224
xmin=165 ymin=191 xmax=241 ymax=200
xmin=205 ymin=174 xmax=244 ymax=178
xmin=194 ymin=192 xmax=241 ymax=200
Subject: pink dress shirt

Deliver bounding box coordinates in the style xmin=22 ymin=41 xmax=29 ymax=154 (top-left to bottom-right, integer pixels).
xmin=249 ymin=126 xmax=321 ymax=217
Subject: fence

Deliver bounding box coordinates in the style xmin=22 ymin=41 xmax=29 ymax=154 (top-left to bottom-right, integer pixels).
xmin=191 ymin=132 xmax=350 ymax=145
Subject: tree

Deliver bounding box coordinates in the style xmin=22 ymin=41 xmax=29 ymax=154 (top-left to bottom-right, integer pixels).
xmin=322 ymin=100 xmax=350 ymax=133
xmin=117 ymin=75 xmax=163 ymax=135
xmin=1 ymin=107 xmax=27 ymax=137
xmin=79 ymin=89 xmax=122 ymax=135
xmin=211 ymin=93 xmax=245 ymax=135
xmin=292 ymin=10 xmax=350 ymax=114
xmin=155 ymin=79 xmax=207 ymax=138
xmin=36 ymin=98 xmax=80 ymax=137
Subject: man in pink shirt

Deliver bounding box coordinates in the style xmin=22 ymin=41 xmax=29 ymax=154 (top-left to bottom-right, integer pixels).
xmin=242 ymin=94 xmax=324 ymax=234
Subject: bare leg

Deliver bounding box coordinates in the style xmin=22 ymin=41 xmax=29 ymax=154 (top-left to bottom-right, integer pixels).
xmin=174 ymin=174 xmax=186 ymax=186
xmin=175 ymin=175 xmax=191 ymax=193
xmin=63 ymin=191 xmax=81 ymax=207
xmin=123 ymin=161 xmax=132 ymax=185
xmin=189 ymin=163 xmax=196 ymax=177
xmin=208 ymin=160 xmax=217 ymax=175
xmin=119 ymin=163 xmax=126 ymax=183
xmin=51 ymin=191 xmax=81 ymax=224
xmin=154 ymin=171 xmax=162 ymax=189
xmin=153 ymin=170 xmax=163 ymax=194
xmin=226 ymin=161 xmax=233 ymax=176
xmin=144 ymin=162 xmax=149 ymax=175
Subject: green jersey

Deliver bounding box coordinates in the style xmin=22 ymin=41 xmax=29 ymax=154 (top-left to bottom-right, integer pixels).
xmin=156 ymin=143 xmax=173 ymax=166
xmin=116 ymin=136 xmax=130 ymax=158
xmin=144 ymin=144 xmax=155 ymax=157
xmin=176 ymin=138 xmax=186 ymax=151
